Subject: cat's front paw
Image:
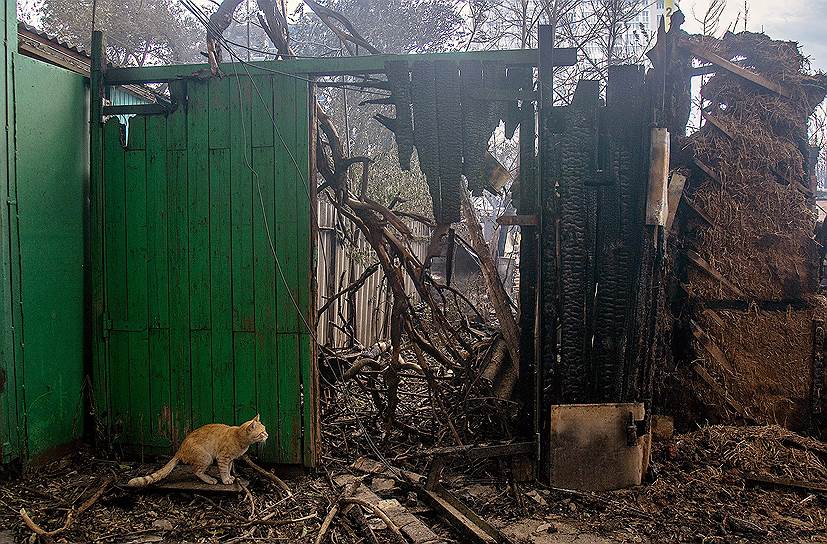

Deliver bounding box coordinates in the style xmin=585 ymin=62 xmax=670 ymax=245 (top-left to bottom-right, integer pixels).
xmin=221 ymin=475 xmax=236 ymax=485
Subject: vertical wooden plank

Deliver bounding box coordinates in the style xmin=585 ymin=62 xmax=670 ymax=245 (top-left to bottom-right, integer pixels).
xmin=252 ymin=144 xmax=278 ymax=460
xmin=558 ymin=80 xmax=600 ymax=403
xmin=209 ymin=78 xmax=230 ymax=150
xmin=514 ymin=64 xmax=538 ymax=434
xmin=146 ymin=114 xmax=171 ymax=445
xmin=230 ymin=76 xmax=256 ymax=425
xmin=187 ymin=80 xmax=213 ymax=427
xmin=274 ymin=74 xmax=301 ymax=462
xmin=251 ymin=76 xmax=274 ymax=148
xmin=210 ymin=148 xmax=234 ymax=424
xmin=167 ymin=80 xmax=191 ymax=445
xmin=277 ymin=334 xmax=300 ymax=463
xmin=103 ymin=118 xmax=129 ymax=439
xmin=89 ymin=37 xmax=108 ymax=446
xmin=125 ymin=116 xmax=150 ymax=445
xmin=0 ymin=0 xmax=19 ymax=462
xmin=294 ymin=77 xmax=312 ymax=334
xmin=274 ymin=75 xmax=299 ymax=336
xmin=294 ymin=78 xmax=317 ymax=466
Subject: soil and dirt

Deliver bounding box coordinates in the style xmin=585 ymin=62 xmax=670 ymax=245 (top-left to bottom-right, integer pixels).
xmin=2 ymin=422 xmax=827 ymax=543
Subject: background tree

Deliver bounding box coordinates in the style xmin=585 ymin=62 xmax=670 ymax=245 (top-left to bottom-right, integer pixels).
xmin=21 ymin=0 xmax=203 ymax=66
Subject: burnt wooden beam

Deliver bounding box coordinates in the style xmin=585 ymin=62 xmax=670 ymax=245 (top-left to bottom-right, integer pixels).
xmin=680 ymin=195 xmax=714 ymax=226
xmin=102 ymin=103 xmax=170 ymax=116
xmin=701 ymin=299 xmax=811 ymax=311
xmin=683 ymin=42 xmax=793 ymax=98
xmin=686 ymin=250 xmax=746 ymax=298
xmin=693 ymin=364 xmax=755 ymax=422
xmin=693 ymin=157 xmax=721 ymax=185
xmin=701 ymin=110 xmax=736 ymax=140
xmin=421 ymin=486 xmax=510 ymax=544
xmin=690 ymin=320 xmax=734 ymax=374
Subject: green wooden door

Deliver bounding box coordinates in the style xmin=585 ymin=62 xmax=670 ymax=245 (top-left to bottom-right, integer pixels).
xmin=94 ymin=75 xmax=316 ymax=465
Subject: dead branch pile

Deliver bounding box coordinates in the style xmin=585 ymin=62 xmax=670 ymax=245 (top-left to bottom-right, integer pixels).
xmin=666 ymin=30 xmax=827 ymax=431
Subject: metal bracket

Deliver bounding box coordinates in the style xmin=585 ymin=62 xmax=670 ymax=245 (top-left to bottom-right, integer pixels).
xmin=102 ymin=102 xmax=173 ymax=116
xmin=101 ymin=312 xmax=112 ymax=338
xmin=626 ymin=411 xmax=647 ymax=446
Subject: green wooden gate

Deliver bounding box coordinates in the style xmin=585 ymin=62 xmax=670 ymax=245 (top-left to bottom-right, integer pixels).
xmin=92 ymin=71 xmax=316 ymax=465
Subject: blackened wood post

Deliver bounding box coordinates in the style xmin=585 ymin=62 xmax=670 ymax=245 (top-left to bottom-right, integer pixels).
xmin=536 ymin=24 xmax=558 ymax=476
xmin=515 ymin=59 xmax=537 ymax=438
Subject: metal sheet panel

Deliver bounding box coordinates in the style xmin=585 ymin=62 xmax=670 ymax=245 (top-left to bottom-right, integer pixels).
xmin=549 ymin=402 xmax=650 ymax=491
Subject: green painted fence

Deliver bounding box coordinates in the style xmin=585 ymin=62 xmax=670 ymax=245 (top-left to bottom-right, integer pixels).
xmin=0 ymin=50 xmax=88 ymax=463
xmin=92 ymin=74 xmax=317 ymax=465
xmin=12 ymin=56 xmax=88 ymax=459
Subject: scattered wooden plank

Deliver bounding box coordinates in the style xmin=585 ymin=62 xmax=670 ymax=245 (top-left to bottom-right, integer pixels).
xmin=686 ymin=250 xmax=746 ymax=298
xmin=666 ymin=172 xmax=688 ymax=232
xmin=690 ymin=320 xmax=735 ymax=374
xmin=683 ymin=42 xmax=793 ymax=98
xmin=746 ymin=473 xmax=827 ymax=494
xmin=154 ymin=466 xmax=248 ymax=493
xmin=334 ymin=475 xmax=444 ymax=544
xmin=420 ymin=487 xmax=507 ymax=544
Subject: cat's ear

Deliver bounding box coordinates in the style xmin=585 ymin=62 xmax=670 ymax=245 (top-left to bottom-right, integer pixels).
xmin=253 ymin=414 xmax=260 ymax=422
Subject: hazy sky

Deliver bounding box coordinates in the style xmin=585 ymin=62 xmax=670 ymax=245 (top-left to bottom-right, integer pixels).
xmin=680 ymin=0 xmax=826 ymax=71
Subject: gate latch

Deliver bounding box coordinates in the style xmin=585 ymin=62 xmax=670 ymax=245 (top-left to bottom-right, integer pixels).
xmin=101 ymin=312 xmax=112 ymax=338
xmin=626 ymin=412 xmax=647 ymax=446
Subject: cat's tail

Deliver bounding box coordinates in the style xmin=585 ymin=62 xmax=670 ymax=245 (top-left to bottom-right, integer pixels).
xmin=127 ymin=457 xmax=179 ymax=487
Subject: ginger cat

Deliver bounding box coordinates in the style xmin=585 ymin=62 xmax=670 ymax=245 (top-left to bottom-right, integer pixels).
xmin=127 ymin=414 xmax=268 ymax=487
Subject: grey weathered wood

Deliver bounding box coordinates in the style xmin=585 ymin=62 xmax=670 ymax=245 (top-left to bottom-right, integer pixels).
xmin=665 ymin=172 xmax=687 ymax=232
xmin=153 ymin=465 xmax=248 ymax=493
xmin=334 ymin=475 xmax=444 ymax=544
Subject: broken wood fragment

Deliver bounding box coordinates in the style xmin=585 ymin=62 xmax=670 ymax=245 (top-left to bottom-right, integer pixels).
xmin=666 ymin=172 xmax=687 ymax=232
xmin=690 ymin=320 xmax=735 ymax=375
xmin=20 ymin=476 xmax=113 ymax=537
xmin=686 ymin=250 xmax=746 ymax=298
xmin=242 ymin=455 xmax=292 ymax=496
xmin=680 ymin=196 xmax=714 ymax=226
xmin=693 ymin=157 xmax=722 ymax=185
xmin=692 ymin=364 xmax=755 ymax=423
xmin=683 ymin=42 xmax=793 ymax=98
xmin=333 ymin=475 xmax=443 ymax=543
xmin=746 ymin=473 xmax=827 ymax=494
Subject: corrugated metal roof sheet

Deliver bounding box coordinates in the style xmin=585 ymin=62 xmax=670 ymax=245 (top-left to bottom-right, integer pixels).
xmin=18 ymin=21 xmax=90 ymax=58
